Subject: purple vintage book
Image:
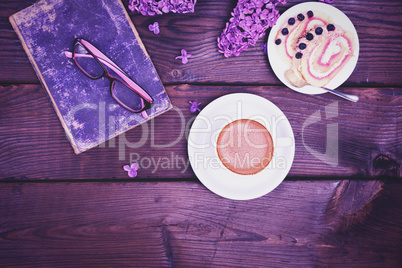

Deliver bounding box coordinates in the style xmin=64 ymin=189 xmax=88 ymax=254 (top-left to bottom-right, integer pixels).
xmin=9 ymin=0 xmax=172 ymax=154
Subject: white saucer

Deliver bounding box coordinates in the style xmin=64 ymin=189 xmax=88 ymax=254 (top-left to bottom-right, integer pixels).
xmin=267 ymin=2 xmax=359 ymax=94
xmin=187 ymin=93 xmax=295 ymax=200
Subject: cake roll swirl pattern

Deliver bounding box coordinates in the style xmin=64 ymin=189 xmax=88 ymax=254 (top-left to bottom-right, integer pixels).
xmin=274 ymin=10 xmax=355 ymax=88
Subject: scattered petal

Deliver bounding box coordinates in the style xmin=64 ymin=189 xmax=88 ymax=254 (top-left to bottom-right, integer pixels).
xmin=175 ymin=49 xmax=192 ymax=64
xmin=128 ymin=169 xmax=137 ymax=178
xmin=261 ymin=41 xmax=267 ymax=55
xmin=123 ymin=163 xmax=139 ymax=178
xmin=189 ymin=101 xmax=201 ymax=113
xmin=130 ymin=163 xmax=139 ymax=170
xmin=148 ymin=22 xmax=160 ymax=34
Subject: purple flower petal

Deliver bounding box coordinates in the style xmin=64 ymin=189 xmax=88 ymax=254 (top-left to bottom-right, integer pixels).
xmin=148 ymin=22 xmax=160 ymax=34
xmin=181 ymin=57 xmax=189 ymax=64
xmin=175 ymin=49 xmax=192 ymax=64
xmin=123 ymin=163 xmax=139 ymax=178
xmin=128 ymin=169 xmax=137 ymax=178
xmin=189 ymin=101 xmax=201 ymax=112
xmin=261 ymin=42 xmax=267 ymax=55
xmin=131 ymin=163 xmax=139 ymax=170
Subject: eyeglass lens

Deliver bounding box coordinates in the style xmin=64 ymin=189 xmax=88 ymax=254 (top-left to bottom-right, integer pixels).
xmin=112 ymin=80 xmax=145 ymax=112
xmin=73 ymin=43 xmax=104 ymax=79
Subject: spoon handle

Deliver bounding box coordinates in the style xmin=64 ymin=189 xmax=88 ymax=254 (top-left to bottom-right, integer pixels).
xmin=323 ymin=87 xmax=359 ymax=102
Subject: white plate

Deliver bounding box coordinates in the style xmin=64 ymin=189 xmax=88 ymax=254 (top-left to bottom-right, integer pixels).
xmin=187 ymin=93 xmax=295 ymax=200
xmin=267 ymin=2 xmax=359 ymax=94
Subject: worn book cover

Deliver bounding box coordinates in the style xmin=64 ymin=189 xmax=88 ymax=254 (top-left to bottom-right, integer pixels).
xmin=9 ymin=0 xmax=172 ymax=154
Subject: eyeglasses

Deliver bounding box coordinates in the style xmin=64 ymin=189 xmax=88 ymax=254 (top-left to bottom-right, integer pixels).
xmin=65 ymin=39 xmax=154 ymax=117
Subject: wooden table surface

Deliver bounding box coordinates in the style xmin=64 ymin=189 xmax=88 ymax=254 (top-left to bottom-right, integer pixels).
xmin=1 ymin=0 xmax=401 ymax=267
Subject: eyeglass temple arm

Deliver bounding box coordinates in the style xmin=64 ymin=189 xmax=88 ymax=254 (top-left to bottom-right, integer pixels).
xmin=76 ymin=40 xmax=153 ymax=104
xmin=64 ymin=51 xmax=125 ymax=75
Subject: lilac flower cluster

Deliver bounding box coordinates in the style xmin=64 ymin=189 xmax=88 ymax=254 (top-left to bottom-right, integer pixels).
xmin=129 ymin=0 xmax=197 ymax=16
xmin=217 ymin=0 xmax=286 ymax=57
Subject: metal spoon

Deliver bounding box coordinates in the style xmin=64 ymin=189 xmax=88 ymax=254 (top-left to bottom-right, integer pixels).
xmin=322 ymin=87 xmax=359 ymax=102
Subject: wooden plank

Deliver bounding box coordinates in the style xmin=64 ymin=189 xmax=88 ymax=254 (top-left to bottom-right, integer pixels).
xmin=0 ymin=84 xmax=400 ymax=180
xmin=1 ymin=0 xmax=402 ymax=85
xmin=0 ymin=180 xmax=401 ymax=267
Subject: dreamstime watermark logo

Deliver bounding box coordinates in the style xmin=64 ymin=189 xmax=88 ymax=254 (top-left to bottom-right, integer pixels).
xmin=63 ymin=100 xmax=339 ymax=172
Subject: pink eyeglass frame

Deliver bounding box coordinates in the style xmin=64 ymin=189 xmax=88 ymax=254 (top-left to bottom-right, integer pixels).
xmin=65 ymin=39 xmax=153 ymax=116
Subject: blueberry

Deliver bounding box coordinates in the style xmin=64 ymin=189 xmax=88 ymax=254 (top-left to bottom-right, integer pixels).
xmin=288 ymin=17 xmax=295 ymax=25
xmin=275 ymin=38 xmax=282 ymax=45
xmin=306 ymin=33 xmax=314 ymax=41
xmin=298 ymin=43 xmax=306 ymax=50
xmin=281 ymin=28 xmax=289 ymax=35
xmin=297 ymin=13 xmax=305 ymax=21
xmin=327 ymin=24 xmax=335 ymax=31
xmin=295 ymin=52 xmax=303 ymax=59
xmin=315 ymin=27 xmax=323 ymax=35
xmin=307 ymin=10 xmax=314 ymax=18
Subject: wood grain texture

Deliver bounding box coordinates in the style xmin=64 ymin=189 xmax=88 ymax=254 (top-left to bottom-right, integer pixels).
xmin=0 ymin=180 xmax=401 ymax=267
xmin=1 ymin=0 xmax=402 ymax=85
xmin=1 ymin=1 xmax=401 ymax=267
xmin=0 ymin=84 xmax=400 ymax=180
